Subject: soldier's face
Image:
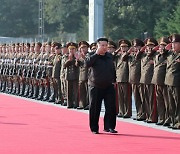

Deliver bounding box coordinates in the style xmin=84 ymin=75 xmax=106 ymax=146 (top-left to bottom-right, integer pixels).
xmin=147 ymin=44 xmax=154 ymax=53
xmin=120 ymin=46 xmax=128 ymax=52
xmin=133 ymin=46 xmax=141 ymax=53
xmin=45 ymin=45 xmax=51 ymax=52
xmin=80 ymin=46 xmax=88 ymax=54
xmin=61 ymin=47 xmax=68 ymax=55
xmin=159 ymin=44 xmax=166 ymax=54
xmin=69 ymin=48 xmax=76 ymax=55
xmin=172 ymin=42 xmax=180 ymax=52
xmin=107 ymin=47 xmax=116 ymax=53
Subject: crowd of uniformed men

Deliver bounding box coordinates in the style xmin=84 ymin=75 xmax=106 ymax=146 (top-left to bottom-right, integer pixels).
xmin=0 ymin=33 xmax=179 ymax=129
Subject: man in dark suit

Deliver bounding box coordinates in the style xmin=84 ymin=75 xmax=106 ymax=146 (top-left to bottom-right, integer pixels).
xmin=129 ymin=39 xmax=145 ymax=121
xmin=151 ymin=37 xmax=171 ymax=126
xmin=165 ymin=34 xmax=180 ymax=129
xmin=86 ymin=37 xmax=117 ymax=134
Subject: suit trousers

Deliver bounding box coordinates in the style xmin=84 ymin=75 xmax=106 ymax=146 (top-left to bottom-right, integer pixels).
xmin=117 ymin=82 xmax=132 ymax=117
xmin=167 ymin=86 xmax=180 ymax=128
xmin=89 ymin=84 xmax=116 ymax=132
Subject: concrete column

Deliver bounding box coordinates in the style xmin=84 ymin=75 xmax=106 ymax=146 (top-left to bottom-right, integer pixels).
xmin=89 ymin=0 xmax=104 ymax=43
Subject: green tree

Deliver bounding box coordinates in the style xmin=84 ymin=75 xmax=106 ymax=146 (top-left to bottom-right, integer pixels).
xmin=0 ymin=0 xmax=38 ymax=37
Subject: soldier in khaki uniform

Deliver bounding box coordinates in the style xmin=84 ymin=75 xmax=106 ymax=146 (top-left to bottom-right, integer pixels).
xmin=60 ymin=44 xmax=68 ymax=106
xmin=115 ymin=39 xmax=132 ymax=118
xmin=64 ymin=42 xmax=79 ymax=108
xmin=151 ymin=37 xmax=171 ymax=126
xmin=129 ymin=39 xmax=146 ymax=121
xmin=140 ymin=38 xmax=158 ymax=123
xmin=47 ymin=42 xmax=56 ymax=102
xmin=165 ymin=34 xmax=180 ymax=129
xmin=52 ymin=43 xmax=63 ymax=104
xmin=76 ymin=41 xmax=89 ymax=109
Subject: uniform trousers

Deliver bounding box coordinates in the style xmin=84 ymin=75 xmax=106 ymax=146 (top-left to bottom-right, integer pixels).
xmin=155 ymin=85 xmax=170 ymax=124
xmin=167 ymin=86 xmax=180 ymax=128
xmin=132 ymin=83 xmax=145 ymax=119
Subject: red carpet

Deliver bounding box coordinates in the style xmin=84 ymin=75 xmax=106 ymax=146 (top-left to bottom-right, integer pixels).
xmin=0 ymin=94 xmax=180 ymax=154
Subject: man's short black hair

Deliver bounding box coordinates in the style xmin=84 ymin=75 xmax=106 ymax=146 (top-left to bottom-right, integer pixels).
xmin=97 ymin=37 xmax=108 ymax=43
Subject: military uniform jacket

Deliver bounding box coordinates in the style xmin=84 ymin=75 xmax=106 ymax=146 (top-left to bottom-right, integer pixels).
xmin=64 ymin=57 xmax=79 ymax=81
xmin=128 ymin=52 xmax=143 ymax=84
xmin=165 ymin=52 xmax=180 ymax=87
xmin=151 ymin=51 xmax=170 ymax=85
xmin=115 ymin=52 xmax=129 ymax=83
xmin=60 ymin=54 xmax=68 ymax=79
xmin=140 ymin=51 xmax=157 ymax=84
xmin=77 ymin=56 xmax=88 ymax=82
xmin=52 ymin=54 xmax=61 ymax=78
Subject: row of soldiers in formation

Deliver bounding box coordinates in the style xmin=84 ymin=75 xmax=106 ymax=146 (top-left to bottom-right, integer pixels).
xmin=0 ymin=33 xmax=179 ymax=130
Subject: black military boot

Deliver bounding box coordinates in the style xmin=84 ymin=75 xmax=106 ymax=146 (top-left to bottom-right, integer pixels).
xmin=23 ymin=84 xmax=29 ymax=97
xmin=19 ymin=83 xmax=25 ymax=96
xmin=32 ymin=85 xmax=39 ymax=99
xmin=48 ymin=86 xmax=55 ymax=102
xmin=1 ymin=81 xmax=6 ymax=92
xmin=42 ymin=85 xmax=50 ymax=101
xmin=27 ymin=84 xmax=33 ymax=98
xmin=11 ymin=82 xmax=16 ymax=94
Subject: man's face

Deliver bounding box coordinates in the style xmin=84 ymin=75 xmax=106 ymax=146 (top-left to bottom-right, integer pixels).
xmin=69 ymin=48 xmax=76 ymax=55
xmin=120 ymin=46 xmax=129 ymax=52
xmin=80 ymin=46 xmax=88 ymax=55
xmin=133 ymin=46 xmax=141 ymax=53
xmin=97 ymin=41 xmax=108 ymax=54
xmin=159 ymin=44 xmax=166 ymax=54
xmin=61 ymin=47 xmax=68 ymax=55
xmin=172 ymin=42 xmax=180 ymax=53
xmin=35 ymin=44 xmax=40 ymax=53
xmin=45 ymin=45 xmax=51 ymax=52
xmin=146 ymin=44 xmax=155 ymax=54
xmin=107 ymin=47 xmax=116 ymax=53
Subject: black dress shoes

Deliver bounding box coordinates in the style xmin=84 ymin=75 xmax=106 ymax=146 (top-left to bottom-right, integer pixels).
xmin=77 ymin=107 xmax=84 ymax=110
xmin=117 ymin=114 xmax=123 ymax=118
xmin=91 ymin=131 xmax=99 ymax=134
xmin=104 ymin=128 xmax=118 ymax=133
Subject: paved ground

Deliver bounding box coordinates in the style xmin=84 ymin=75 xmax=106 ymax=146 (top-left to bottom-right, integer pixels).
xmin=1 ymin=93 xmax=180 ymax=134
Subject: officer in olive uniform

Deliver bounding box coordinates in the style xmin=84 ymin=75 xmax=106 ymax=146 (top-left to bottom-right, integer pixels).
xmin=151 ymin=37 xmax=171 ymax=126
xmin=76 ymin=41 xmax=89 ymax=109
xmin=129 ymin=39 xmax=146 ymax=121
xmin=52 ymin=43 xmax=63 ymax=104
xmin=63 ymin=42 xmax=79 ymax=108
xmin=89 ymin=42 xmax=97 ymax=53
xmin=115 ymin=39 xmax=132 ymax=118
xmin=31 ymin=42 xmax=42 ymax=99
xmin=47 ymin=42 xmax=56 ymax=102
xmin=60 ymin=44 xmax=69 ymax=106
xmin=165 ymin=34 xmax=180 ymax=129
xmin=140 ymin=38 xmax=158 ymax=123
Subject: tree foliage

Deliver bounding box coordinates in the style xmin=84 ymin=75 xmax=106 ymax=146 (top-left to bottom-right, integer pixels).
xmin=0 ymin=0 xmax=179 ymax=41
